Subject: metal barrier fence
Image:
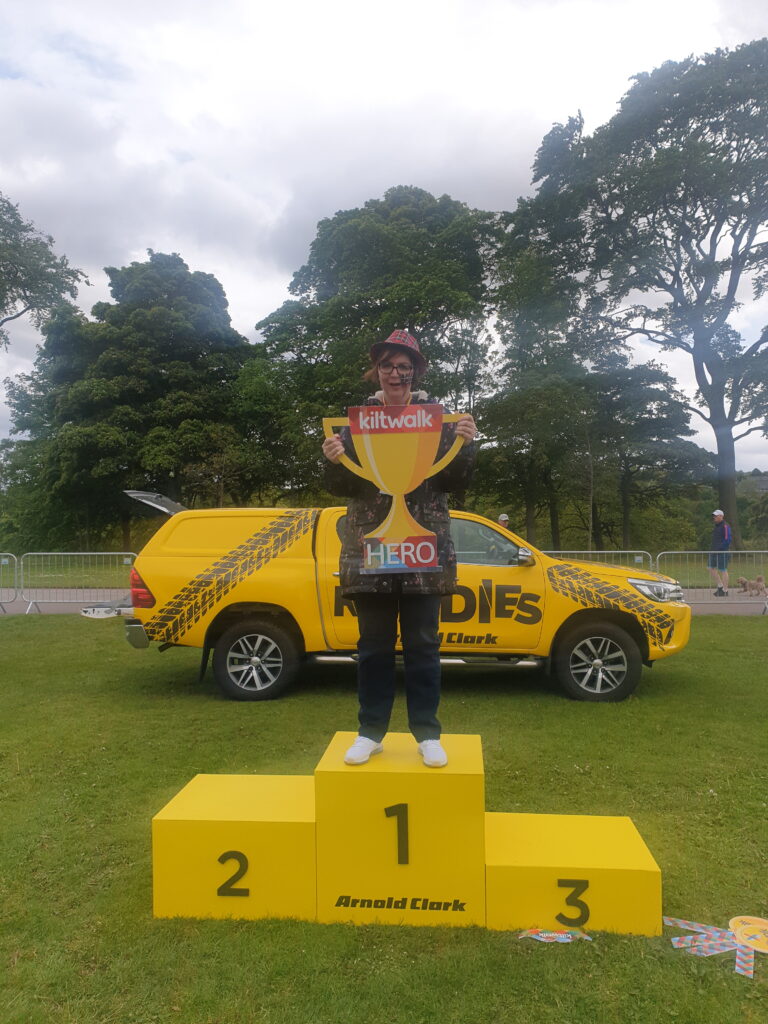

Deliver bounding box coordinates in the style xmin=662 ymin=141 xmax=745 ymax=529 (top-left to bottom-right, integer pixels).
xmin=4 ymin=548 xmax=767 ymax=613
xmin=20 ymin=552 xmax=136 ymax=613
xmin=656 ymin=550 xmax=768 ymax=605
xmin=543 ymin=550 xmax=654 ymax=570
xmin=0 ymin=554 xmax=19 ymax=612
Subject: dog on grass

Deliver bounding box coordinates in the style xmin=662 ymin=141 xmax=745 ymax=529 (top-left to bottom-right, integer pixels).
xmin=736 ymin=575 xmax=767 ymax=596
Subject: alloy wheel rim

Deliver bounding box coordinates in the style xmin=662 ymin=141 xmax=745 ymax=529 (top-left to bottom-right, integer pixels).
xmin=569 ymin=636 xmax=628 ymax=694
xmin=227 ymin=634 xmax=283 ymax=690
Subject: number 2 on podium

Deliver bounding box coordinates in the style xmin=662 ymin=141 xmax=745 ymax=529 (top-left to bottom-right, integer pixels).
xmin=217 ymin=851 xmax=250 ymax=897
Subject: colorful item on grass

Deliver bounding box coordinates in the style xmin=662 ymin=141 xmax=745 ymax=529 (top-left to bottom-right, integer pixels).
xmin=664 ymin=915 xmax=768 ymax=979
xmin=519 ymin=929 xmax=592 ymax=943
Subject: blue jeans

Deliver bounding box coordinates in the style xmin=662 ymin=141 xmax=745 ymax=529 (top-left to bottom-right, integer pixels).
xmin=353 ymin=591 xmax=442 ymax=743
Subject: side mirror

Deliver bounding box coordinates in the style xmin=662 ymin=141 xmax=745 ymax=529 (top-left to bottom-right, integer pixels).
xmin=517 ymin=547 xmax=536 ymax=567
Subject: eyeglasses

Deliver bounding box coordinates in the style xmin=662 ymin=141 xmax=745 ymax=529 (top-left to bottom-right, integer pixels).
xmin=379 ymin=362 xmax=413 ymax=375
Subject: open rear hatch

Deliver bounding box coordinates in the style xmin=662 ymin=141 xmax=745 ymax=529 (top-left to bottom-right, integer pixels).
xmin=123 ymin=491 xmax=188 ymax=516
xmin=80 ymin=491 xmax=188 ymax=618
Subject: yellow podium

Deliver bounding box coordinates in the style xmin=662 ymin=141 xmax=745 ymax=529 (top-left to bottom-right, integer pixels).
xmin=152 ymin=774 xmax=316 ymax=921
xmin=315 ymin=732 xmax=485 ymax=926
xmin=485 ymin=812 xmax=662 ymax=936
xmin=151 ymin=732 xmax=662 ymax=935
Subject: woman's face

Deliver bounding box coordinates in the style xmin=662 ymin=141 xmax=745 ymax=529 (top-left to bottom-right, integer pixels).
xmin=377 ymin=349 xmax=414 ymax=402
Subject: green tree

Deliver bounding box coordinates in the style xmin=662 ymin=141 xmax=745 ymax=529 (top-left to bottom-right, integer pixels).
xmin=253 ymin=186 xmax=494 ymax=494
xmin=589 ymin=362 xmax=703 ymax=548
xmin=0 ymin=192 xmax=86 ymax=347
xmin=478 ymin=353 xmax=597 ymax=546
xmin=285 ymin=185 xmax=490 ymax=336
xmin=746 ymin=492 xmax=768 ymax=543
xmin=424 ymin=317 xmax=492 ymax=418
xmin=233 ymin=345 xmax=335 ymax=505
xmin=478 ymin=331 xmax=704 ymax=548
xmin=3 ymin=252 xmax=250 ymax=549
xmin=487 ymin=236 xmax=622 ymax=547
xmin=510 ymin=39 xmax=768 ymax=546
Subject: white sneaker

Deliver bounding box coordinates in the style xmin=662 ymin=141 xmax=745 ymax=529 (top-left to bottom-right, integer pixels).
xmin=418 ymin=739 xmax=448 ymax=768
xmin=344 ymin=736 xmax=383 ymax=765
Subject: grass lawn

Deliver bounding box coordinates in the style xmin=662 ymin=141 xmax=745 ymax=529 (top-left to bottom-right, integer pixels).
xmin=1 ymin=614 xmax=766 ymax=1024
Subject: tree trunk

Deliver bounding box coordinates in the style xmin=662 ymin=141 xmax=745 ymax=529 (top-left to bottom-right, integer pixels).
xmin=620 ymin=465 xmax=632 ymax=549
xmin=591 ymin=500 xmax=604 ymax=550
xmin=522 ymin=472 xmax=537 ymax=544
xmin=692 ymin=338 xmax=743 ymax=549
xmin=584 ymin=429 xmax=594 ymax=551
xmin=544 ymin=471 xmax=561 ymax=548
xmin=712 ymin=419 xmax=742 ymax=548
xmin=162 ymin=473 xmax=181 ymax=502
xmin=121 ymin=510 xmax=132 ymax=551
xmin=525 ymin=496 xmax=537 ymax=544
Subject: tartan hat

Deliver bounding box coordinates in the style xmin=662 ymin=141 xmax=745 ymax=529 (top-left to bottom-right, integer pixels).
xmin=369 ymin=329 xmax=427 ymax=375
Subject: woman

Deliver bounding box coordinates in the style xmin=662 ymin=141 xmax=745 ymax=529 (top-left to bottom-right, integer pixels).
xmin=322 ymin=329 xmax=477 ymax=767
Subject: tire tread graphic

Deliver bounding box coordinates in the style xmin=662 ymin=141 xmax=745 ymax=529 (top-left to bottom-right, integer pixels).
xmin=546 ymin=564 xmax=675 ymax=647
xmin=144 ymin=509 xmax=319 ymax=644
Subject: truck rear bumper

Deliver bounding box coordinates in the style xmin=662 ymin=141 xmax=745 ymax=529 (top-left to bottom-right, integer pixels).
xmin=125 ymin=618 xmax=150 ymax=649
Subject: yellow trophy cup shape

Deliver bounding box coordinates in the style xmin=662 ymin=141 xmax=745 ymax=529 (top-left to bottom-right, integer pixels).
xmin=323 ymin=405 xmax=464 ymax=573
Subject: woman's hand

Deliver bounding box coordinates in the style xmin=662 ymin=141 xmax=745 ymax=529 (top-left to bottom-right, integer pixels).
xmin=455 ymin=414 xmax=478 ymax=447
xmin=322 ymin=435 xmax=345 ymax=464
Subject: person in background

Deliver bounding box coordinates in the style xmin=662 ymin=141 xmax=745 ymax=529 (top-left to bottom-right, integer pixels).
xmin=322 ymin=329 xmax=477 ymax=769
xmin=708 ymin=509 xmax=732 ymax=597
xmin=498 ymin=513 xmax=509 ymax=528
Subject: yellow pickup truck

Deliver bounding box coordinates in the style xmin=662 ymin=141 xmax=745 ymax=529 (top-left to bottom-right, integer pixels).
xmin=124 ymin=505 xmax=690 ymax=703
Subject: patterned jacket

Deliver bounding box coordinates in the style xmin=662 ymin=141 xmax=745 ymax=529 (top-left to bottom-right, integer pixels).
xmin=324 ymin=391 xmax=476 ymax=596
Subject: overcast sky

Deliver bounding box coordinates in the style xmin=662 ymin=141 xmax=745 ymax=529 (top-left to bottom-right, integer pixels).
xmin=1 ymin=0 xmax=767 ymax=467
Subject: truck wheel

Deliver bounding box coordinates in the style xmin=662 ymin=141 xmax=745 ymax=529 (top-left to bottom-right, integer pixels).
xmin=554 ymin=622 xmax=641 ymax=702
xmin=212 ymin=619 xmax=299 ymax=701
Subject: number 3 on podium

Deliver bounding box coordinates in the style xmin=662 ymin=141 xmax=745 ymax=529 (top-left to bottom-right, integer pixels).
xmin=556 ymin=878 xmax=590 ymax=926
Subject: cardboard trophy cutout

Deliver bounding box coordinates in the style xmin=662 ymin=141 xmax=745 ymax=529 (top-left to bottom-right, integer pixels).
xmin=323 ymin=404 xmax=463 ymax=573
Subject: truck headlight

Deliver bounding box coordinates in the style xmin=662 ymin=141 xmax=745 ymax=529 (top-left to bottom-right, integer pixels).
xmin=628 ymin=577 xmax=684 ymax=602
